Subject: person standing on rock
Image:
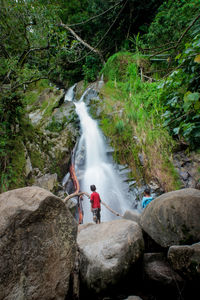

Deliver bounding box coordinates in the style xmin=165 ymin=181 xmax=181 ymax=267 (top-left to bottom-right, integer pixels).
xmin=90 ymin=185 xmax=101 ymax=224
xmin=142 ymin=187 xmax=153 ymax=209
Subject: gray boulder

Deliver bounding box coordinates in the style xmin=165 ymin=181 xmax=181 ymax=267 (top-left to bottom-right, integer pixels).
xmin=123 ymin=210 xmax=141 ymax=224
xmin=143 ymin=253 xmax=184 ymax=287
xmin=140 ymin=188 xmax=200 ymax=247
xmin=34 ymin=173 xmax=58 ymax=191
xmin=0 ymin=186 xmax=77 ymax=300
xmin=168 ymin=242 xmax=200 ymax=279
xmin=77 ymin=219 xmax=144 ymax=293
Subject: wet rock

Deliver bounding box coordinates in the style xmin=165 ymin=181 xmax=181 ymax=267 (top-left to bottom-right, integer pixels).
xmin=0 ymin=186 xmax=77 ymax=300
xmin=117 ymin=165 xmax=132 ymax=177
xmin=77 ymin=219 xmax=144 ymax=293
xmin=128 ymin=180 xmax=137 ymax=188
xmin=173 ymin=151 xmax=200 ymax=189
xmin=140 ymin=188 xmax=200 ymax=247
xmin=52 ymin=101 xmax=75 ymax=123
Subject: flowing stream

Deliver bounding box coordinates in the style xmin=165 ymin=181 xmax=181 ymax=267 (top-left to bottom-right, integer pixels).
xmin=63 ymin=84 xmax=135 ymax=223
xmin=64 ymin=83 xmax=77 ymax=102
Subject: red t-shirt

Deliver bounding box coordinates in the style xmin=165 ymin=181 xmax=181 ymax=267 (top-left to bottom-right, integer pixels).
xmin=90 ymin=192 xmax=101 ymax=209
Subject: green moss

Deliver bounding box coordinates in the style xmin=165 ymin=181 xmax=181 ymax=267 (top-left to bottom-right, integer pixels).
xmin=24 ymin=91 xmax=39 ymax=106
xmin=20 ymin=117 xmax=37 ymax=142
xmin=29 ymin=79 xmax=53 ymax=93
xmin=41 ymin=100 xmax=49 ymax=111
xmin=46 ymin=120 xmax=63 ymax=132
xmin=30 ymin=149 xmax=45 ymax=171
xmin=24 ymin=79 xmax=54 ymax=109
xmin=10 ymin=137 xmax=26 ymax=188
xmin=49 ymin=131 xmax=75 ymax=180
xmin=89 ymin=99 xmax=99 ymax=119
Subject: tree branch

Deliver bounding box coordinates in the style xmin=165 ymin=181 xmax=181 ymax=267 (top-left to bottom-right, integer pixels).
xmin=18 ymin=43 xmax=51 ymax=67
xmin=149 ymin=13 xmax=200 ymax=58
xmin=59 ymin=22 xmax=105 ymax=64
xmin=140 ymin=42 xmax=176 ymax=52
xmin=11 ymin=76 xmax=48 ymax=91
xmin=67 ymin=0 xmax=123 ymax=27
xmin=63 ymin=191 xmax=122 ymax=217
xmin=58 ymin=0 xmax=127 ymax=64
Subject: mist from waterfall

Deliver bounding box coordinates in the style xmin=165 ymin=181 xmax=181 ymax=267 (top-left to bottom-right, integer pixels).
xmin=74 ymin=90 xmax=130 ymax=223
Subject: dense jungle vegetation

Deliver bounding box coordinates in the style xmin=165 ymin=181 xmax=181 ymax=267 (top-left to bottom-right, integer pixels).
xmin=0 ymin=0 xmax=200 ymax=192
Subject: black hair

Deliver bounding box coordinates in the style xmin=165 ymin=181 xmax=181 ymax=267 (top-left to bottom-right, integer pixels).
xmin=144 ymin=188 xmax=151 ymax=195
xmin=90 ymin=185 xmax=96 ymax=191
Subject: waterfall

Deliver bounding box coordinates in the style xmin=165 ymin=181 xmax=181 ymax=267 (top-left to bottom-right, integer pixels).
xmin=64 ymin=83 xmax=77 ymax=102
xmin=74 ymin=89 xmax=131 ymax=223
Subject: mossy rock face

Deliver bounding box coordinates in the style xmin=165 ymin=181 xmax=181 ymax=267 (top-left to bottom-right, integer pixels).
xmin=75 ymin=80 xmax=86 ymax=100
xmin=28 ymin=88 xmax=64 ymax=126
xmin=140 ymin=188 xmax=200 ymax=248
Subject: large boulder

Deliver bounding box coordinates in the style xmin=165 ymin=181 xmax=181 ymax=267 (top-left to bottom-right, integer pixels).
xmin=143 ymin=253 xmax=184 ymax=287
xmin=0 ymin=186 xmax=77 ymax=300
xmin=77 ymin=219 xmax=144 ymax=293
xmin=140 ymin=188 xmax=200 ymax=247
xmin=167 ymin=242 xmax=200 ymax=279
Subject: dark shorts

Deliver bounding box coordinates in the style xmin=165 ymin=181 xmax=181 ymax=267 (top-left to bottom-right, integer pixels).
xmin=92 ymin=208 xmax=101 ymax=223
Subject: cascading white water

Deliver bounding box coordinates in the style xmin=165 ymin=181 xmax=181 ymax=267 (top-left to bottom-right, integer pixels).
xmin=64 ymin=83 xmax=77 ymax=102
xmin=75 ymin=92 xmax=130 ymax=223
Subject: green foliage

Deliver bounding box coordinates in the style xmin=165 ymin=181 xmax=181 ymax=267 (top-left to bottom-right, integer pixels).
xmin=115 ymin=120 xmax=125 ymax=133
xmin=160 ymin=32 xmax=200 ymax=148
xmin=144 ymin=0 xmax=200 ymax=49
xmin=45 ymin=115 xmax=67 ymax=133
xmin=100 ymin=52 xmax=179 ymax=190
xmin=9 ymin=137 xmax=26 ymax=188
xmin=1 ymin=0 xmax=199 ymax=193
xmin=0 ymin=134 xmax=27 ymax=192
xmin=102 ymin=52 xmax=133 ymax=82
xmin=46 ymin=120 xmax=63 ymax=133
xmin=101 ymin=52 xmax=149 ymax=84
xmin=83 ymin=56 xmax=101 ymax=83
xmin=30 ymin=149 xmax=44 ymax=171
xmin=24 ymin=91 xmax=39 ymax=107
